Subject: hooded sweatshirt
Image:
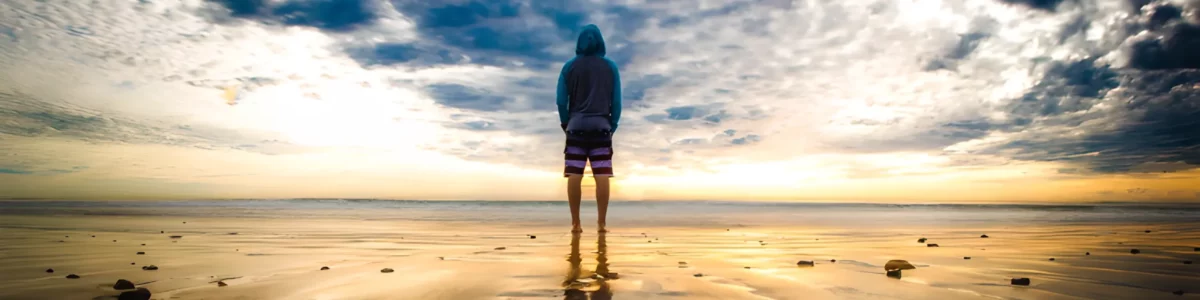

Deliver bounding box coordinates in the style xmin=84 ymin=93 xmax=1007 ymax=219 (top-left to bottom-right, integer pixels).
xmin=557 ymin=24 xmax=622 ymax=135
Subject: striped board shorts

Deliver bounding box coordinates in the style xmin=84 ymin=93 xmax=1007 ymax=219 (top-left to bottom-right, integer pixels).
xmin=563 ymin=137 xmax=614 ymax=177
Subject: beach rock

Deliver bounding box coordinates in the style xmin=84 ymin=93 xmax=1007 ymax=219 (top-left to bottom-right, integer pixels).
xmin=140 ymin=244 xmax=145 ymax=246
xmin=92 ymin=235 xmax=95 ymax=238
xmin=160 ymin=231 xmax=164 ymax=233
xmin=1049 ymin=258 xmax=1055 ymax=261
xmin=141 ymin=265 xmax=158 ymax=271
xmin=830 ymin=259 xmax=837 ymax=263
xmin=113 ymin=240 xmax=117 ymax=242
xmin=494 ymin=247 xmax=505 ymax=250
xmin=1011 ymin=278 xmax=1030 ymax=286
xmin=65 ymin=274 xmax=80 ymax=279
xmin=679 ymin=261 xmax=687 ymax=265
xmin=1173 ymin=290 xmax=1184 ymax=295
xmin=131 ymin=262 xmax=135 ymax=265
xmin=693 ymin=273 xmax=703 ymax=277
xmin=927 ymin=244 xmax=940 ymax=247
xmin=981 ymin=234 xmax=989 ymax=238
xmin=886 ymin=270 xmax=902 ymax=278
xmin=169 ymin=235 xmax=182 ymax=239
xmin=885 ymin=260 xmax=916 ymax=271
xmin=1194 ymin=247 xmax=1199 ymax=252
xmin=964 ymin=257 xmax=971 ymax=260
xmin=57 ymin=240 xmax=64 ymax=242
xmin=797 ymin=260 xmax=815 ymax=266
xmin=136 ymin=252 xmax=144 ymax=255
xmin=1131 ymin=249 xmax=1141 ymax=254
xmin=381 ymin=268 xmax=394 ymax=273
xmin=1144 ymin=230 xmax=1151 ymax=233
xmin=217 ymin=281 xmax=227 ymax=287
xmin=321 ymin=266 xmax=330 ymax=270
xmin=117 ymin=288 xmax=151 ymax=300
xmin=1086 ymin=252 xmax=1091 ymax=255
xmin=530 ymin=235 xmax=536 ymax=239
xmin=45 ymin=268 xmax=53 ymax=273
xmin=182 ymin=222 xmax=186 ymax=224
xmin=113 ymin=279 xmax=135 ymax=290
xmin=228 ymin=232 xmax=237 ymax=235
xmin=744 ymin=266 xmax=751 ymax=269
xmin=918 ymin=238 xmax=927 ymax=243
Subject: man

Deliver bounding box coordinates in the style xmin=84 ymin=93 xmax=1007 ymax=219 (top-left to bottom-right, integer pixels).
xmin=557 ymin=24 xmax=622 ymax=233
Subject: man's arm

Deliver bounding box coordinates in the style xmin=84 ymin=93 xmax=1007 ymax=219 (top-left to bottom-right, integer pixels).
xmin=556 ymin=59 xmax=575 ymax=130
xmin=607 ymin=60 xmax=622 ymax=133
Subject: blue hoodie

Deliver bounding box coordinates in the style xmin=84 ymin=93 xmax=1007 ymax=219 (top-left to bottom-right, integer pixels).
xmin=557 ymin=24 xmax=622 ymax=134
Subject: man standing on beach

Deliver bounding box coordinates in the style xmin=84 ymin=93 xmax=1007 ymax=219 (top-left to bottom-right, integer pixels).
xmin=557 ymin=24 xmax=622 ymax=233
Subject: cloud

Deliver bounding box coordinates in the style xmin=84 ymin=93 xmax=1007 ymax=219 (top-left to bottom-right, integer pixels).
xmin=205 ymin=0 xmax=381 ymax=32
xmin=995 ymin=0 xmax=1066 ymax=11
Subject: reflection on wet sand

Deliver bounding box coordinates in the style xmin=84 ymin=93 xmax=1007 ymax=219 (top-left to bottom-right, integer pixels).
xmin=563 ymin=232 xmax=613 ymax=300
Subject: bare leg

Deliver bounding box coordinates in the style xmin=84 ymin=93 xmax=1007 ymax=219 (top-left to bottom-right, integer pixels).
xmin=595 ymin=176 xmax=610 ymax=232
xmin=567 ymin=174 xmax=583 ymax=233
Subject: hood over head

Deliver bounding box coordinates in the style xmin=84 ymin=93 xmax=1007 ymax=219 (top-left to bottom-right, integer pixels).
xmin=575 ymin=24 xmax=606 ymax=56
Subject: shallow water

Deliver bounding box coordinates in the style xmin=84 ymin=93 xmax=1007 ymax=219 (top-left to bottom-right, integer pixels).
xmin=0 ymin=200 xmax=1197 ymax=299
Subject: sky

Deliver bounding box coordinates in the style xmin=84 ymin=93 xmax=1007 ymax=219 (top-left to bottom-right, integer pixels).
xmin=0 ymin=0 xmax=1198 ymax=202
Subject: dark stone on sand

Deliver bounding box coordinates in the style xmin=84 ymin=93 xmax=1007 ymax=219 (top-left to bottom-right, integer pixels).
xmin=66 ymin=274 xmax=80 ymax=279
xmin=160 ymin=231 xmax=164 ymax=233
xmin=1131 ymin=249 xmax=1141 ymax=254
xmin=1145 ymin=230 xmax=1151 ymax=233
xmin=131 ymin=262 xmax=135 ymax=265
xmin=494 ymin=247 xmax=506 ymax=250
xmin=113 ymin=240 xmax=117 ymax=242
xmin=321 ymin=266 xmax=330 ymax=270
xmin=886 ymin=270 xmax=902 ymax=278
xmin=744 ymin=266 xmax=751 ymax=269
xmin=381 ymin=268 xmax=394 ymax=273
xmin=981 ymin=234 xmax=989 ymax=238
xmin=217 ymin=281 xmax=227 ymax=287
xmin=228 ymin=232 xmax=237 ymax=235
xmin=1184 ymin=261 xmax=1192 ymax=265
xmin=117 ymin=288 xmax=151 ymax=300
xmin=1174 ymin=290 xmax=1184 ymax=296
xmin=1086 ymin=252 xmax=1090 ymax=255
xmin=45 ymin=268 xmax=54 ymax=273
xmin=918 ymin=238 xmax=927 ymax=243
xmin=182 ymin=222 xmax=186 ymax=224
xmin=830 ymin=259 xmax=836 ymax=263
xmin=58 ymin=240 xmax=64 ymax=242
xmin=92 ymin=235 xmax=95 ymax=238
xmin=964 ymin=257 xmax=971 ymax=260
xmin=140 ymin=244 xmax=145 ymax=246
xmin=141 ymin=265 xmax=158 ymax=271
xmin=693 ymin=273 xmax=703 ymax=277
xmin=137 ymin=252 xmax=144 ymax=255
xmin=1194 ymin=247 xmax=1199 ymax=252
xmin=1049 ymin=258 xmax=1055 ymax=261
xmin=796 ymin=260 xmax=815 ymax=266
xmin=530 ymin=235 xmax=536 ymax=239
xmin=927 ymin=244 xmax=939 ymax=247
xmin=169 ymin=235 xmax=182 ymax=239
xmin=113 ymin=279 xmax=135 ymax=290
xmin=1011 ymin=278 xmax=1030 ymax=286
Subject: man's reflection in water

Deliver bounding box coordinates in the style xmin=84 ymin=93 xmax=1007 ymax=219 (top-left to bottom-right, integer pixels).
xmin=563 ymin=232 xmax=614 ymax=300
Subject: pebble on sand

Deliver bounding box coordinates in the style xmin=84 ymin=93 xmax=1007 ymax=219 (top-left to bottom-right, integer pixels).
xmin=885 ymin=260 xmax=916 ymax=272
xmin=886 ymin=270 xmax=902 ymax=278
xmin=136 ymin=252 xmax=144 ymax=255
xmin=45 ymin=268 xmax=53 ymax=273
xmin=321 ymin=266 xmax=330 ymax=270
xmin=228 ymin=232 xmax=238 ymax=235
xmin=169 ymin=235 xmax=182 ymax=239
xmin=217 ymin=281 xmax=227 ymax=287
xmin=91 ymin=235 xmax=95 ymax=238
xmin=141 ymin=265 xmax=158 ymax=271
xmin=381 ymin=268 xmax=394 ymax=273
xmin=494 ymin=247 xmax=506 ymax=250
xmin=981 ymin=234 xmax=989 ymax=238
xmin=830 ymin=259 xmax=837 ymax=263
xmin=1184 ymin=261 xmax=1192 ymax=265
xmin=1144 ymin=230 xmax=1151 ymax=233
xmin=1011 ymin=278 xmax=1031 ymax=286
xmin=530 ymin=235 xmax=536 ymax=239
xmin=1194 ymin=247 xmax=1198 ymax=252
xmin=1131 ymin=249 xmax=1141 ymax=254
xmin=160 ymin=231 xmax=164 ymax=233
xmin=113 ymin=279 xmax=135 ymax=290
xmin=918 ymin=238 xmax=927 ymax=243
xmin=927 ymin=244 xmax=940 ymax=247
xmin=117 ymin=288 xmax=151 ymax=300
xmin=693 ymin=273 xmax=703 ymax=277
xmin=744 ymin=266 xmax=751 ymax=269
xmin=113 ymin=240 xmax=117 ymax=242
xmin=1086 ymin=252 xmax=1091 ymax=255
xmin=1049 ymin=258 xmax=1056 ymax=261
xmin=131 ymin=262 xmax=135 ymax=265
xmin=66 ymin=274 xmax=80 ymax=279
xmin=1173 ymin=290 xmax=1184 ymax=296
xmin=797 ymin=260 xmax=815 ymax=266
xmin=140 ymin=244 xmax=145 ymax=246
xmin=964 ymin=257 xmax=971 ymax=260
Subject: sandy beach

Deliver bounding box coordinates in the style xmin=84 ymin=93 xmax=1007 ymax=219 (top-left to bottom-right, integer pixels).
xmin=0 ymin=200 xmax=1198 ymax=300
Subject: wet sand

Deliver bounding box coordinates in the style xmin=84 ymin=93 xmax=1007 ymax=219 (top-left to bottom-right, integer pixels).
xmin=1 ymin=204 xmax=1199 ymax=299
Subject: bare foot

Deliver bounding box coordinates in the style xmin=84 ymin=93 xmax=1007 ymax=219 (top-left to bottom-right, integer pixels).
xmin=571 ymin=225 xmax=583 ymax=233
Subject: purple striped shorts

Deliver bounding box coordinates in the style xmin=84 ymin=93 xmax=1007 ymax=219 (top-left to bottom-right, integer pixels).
xmin=563 ymin=138 xmax=614 ymax=177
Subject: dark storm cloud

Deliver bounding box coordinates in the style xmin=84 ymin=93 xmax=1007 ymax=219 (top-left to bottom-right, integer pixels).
xmin=1128 ymin=23 xmax=1200 ymax=70
xmin=423 ymin=83 xmax=514 ymax=111
xmin=205 ymin=0 xmax=380 ymax=32
xmin=995 ymin=0 xmax=1068 ymax=11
